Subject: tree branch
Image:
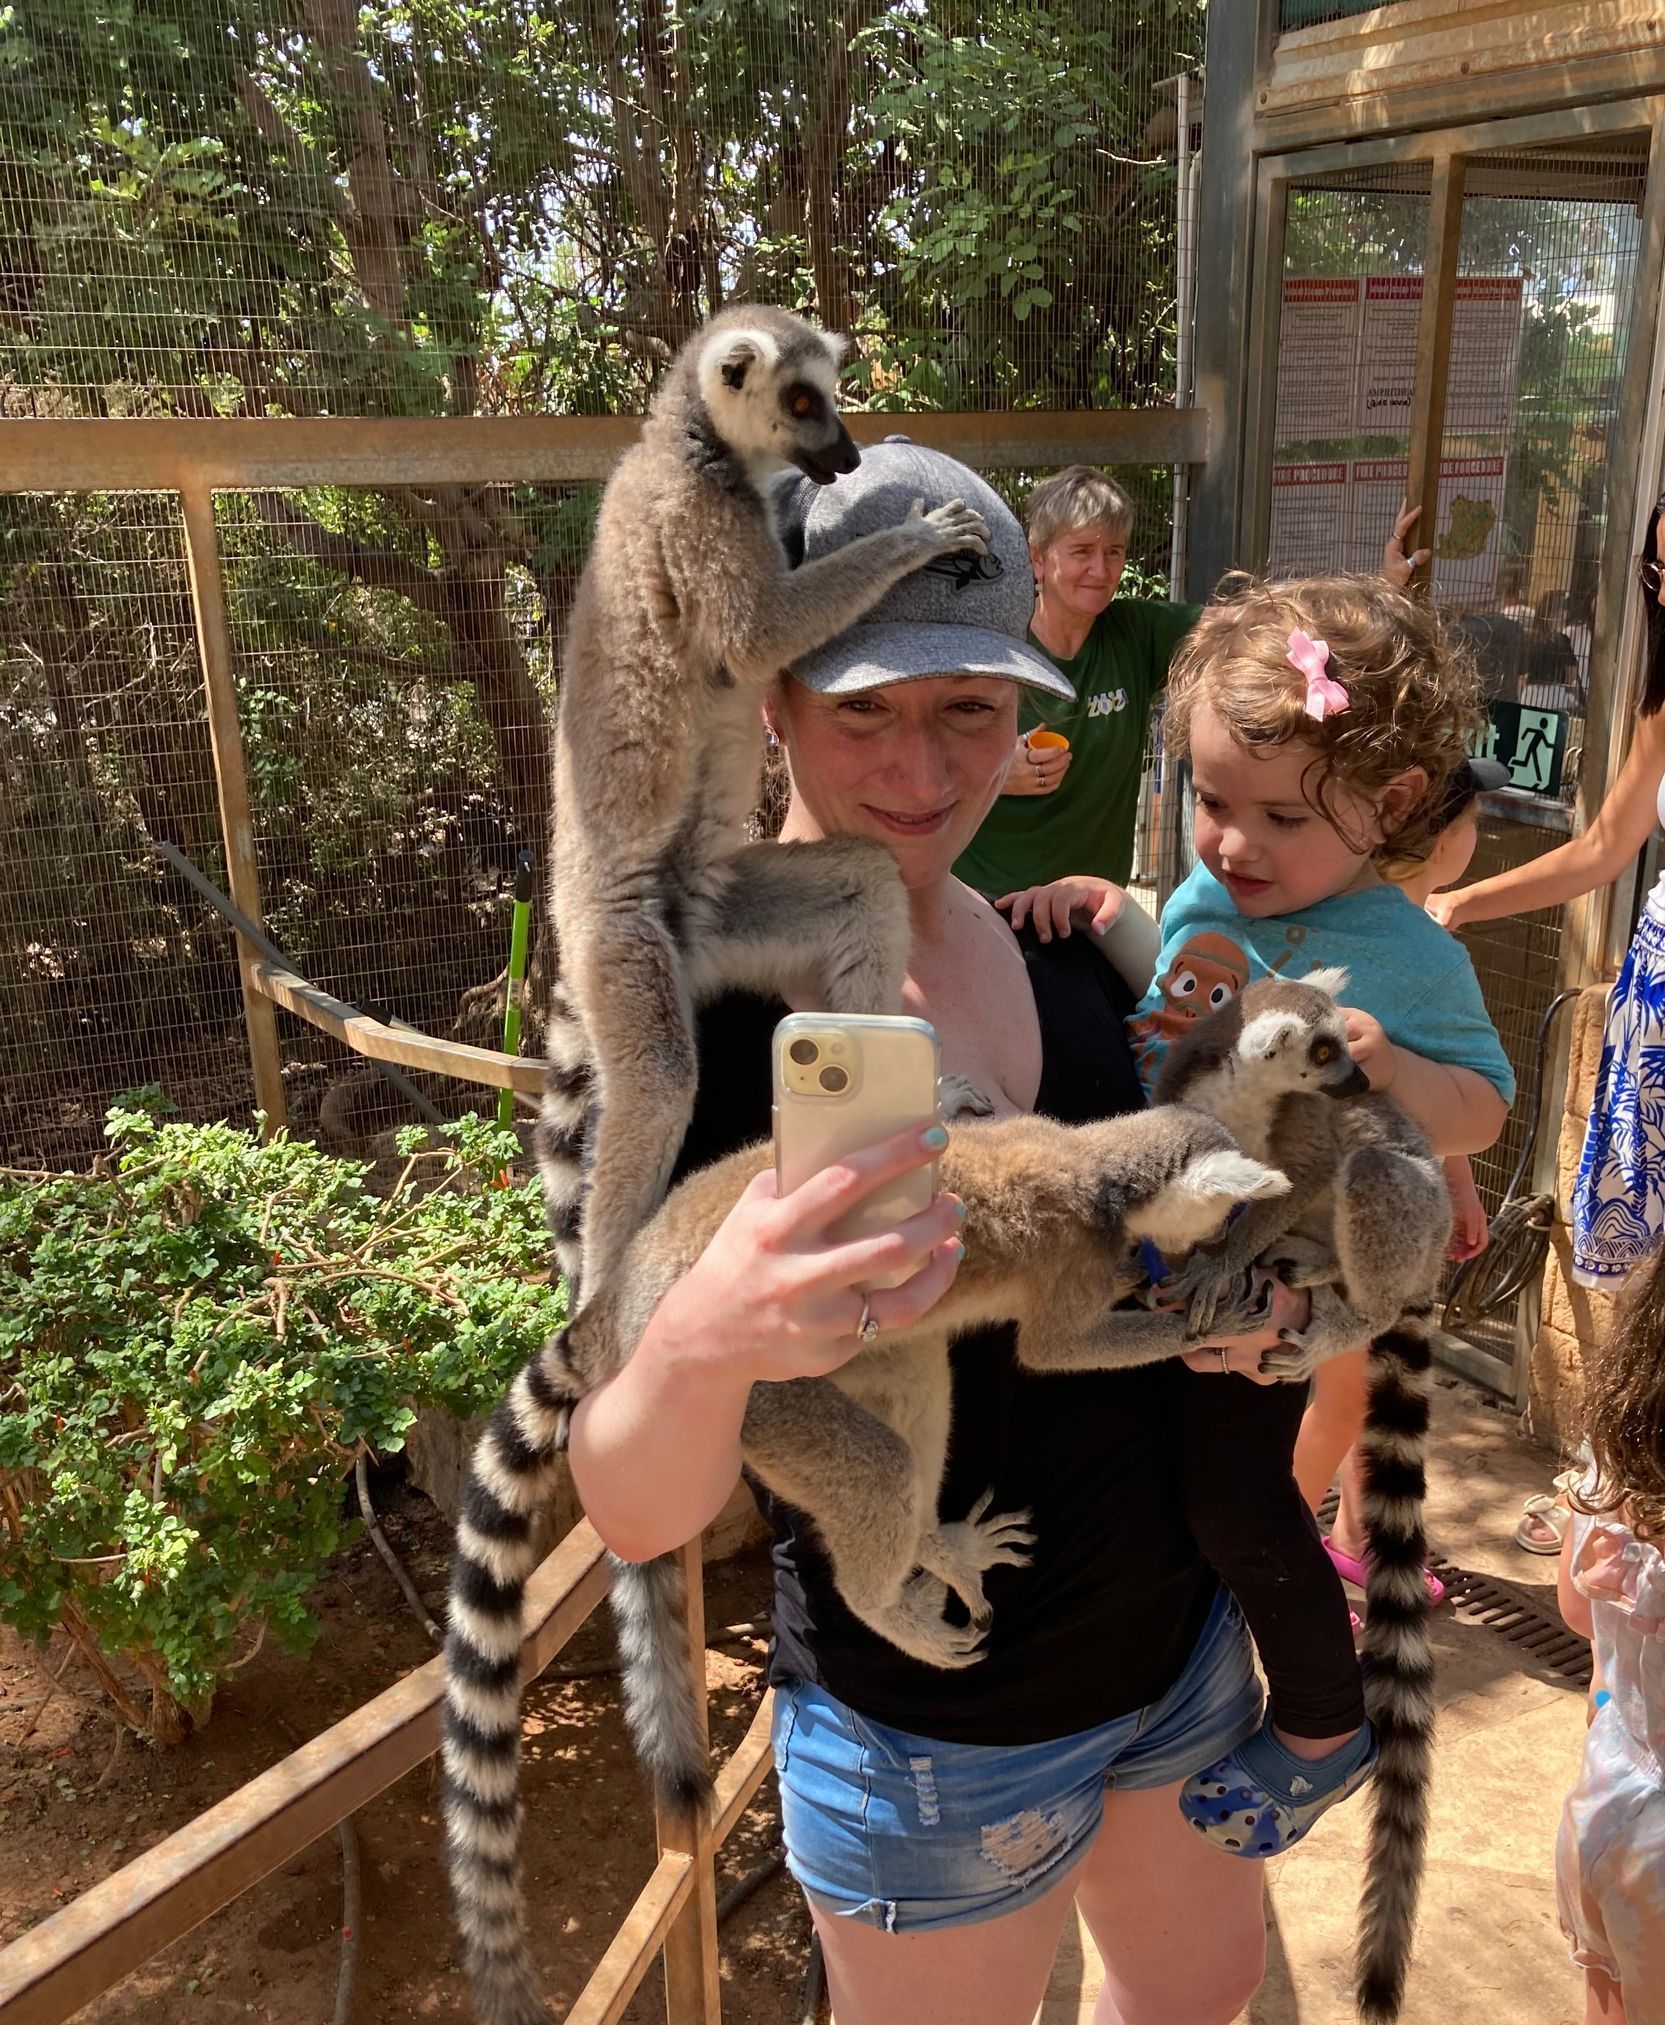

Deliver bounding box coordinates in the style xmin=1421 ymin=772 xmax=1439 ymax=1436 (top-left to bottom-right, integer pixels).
xmin=248 ymin=492 xmax=452 ymax=620
xmin=805 ymin=0 xmax=885 ymax=340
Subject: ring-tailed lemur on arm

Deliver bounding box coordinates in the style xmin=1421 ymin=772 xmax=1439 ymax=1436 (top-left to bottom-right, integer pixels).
xmin=442 ymin=1102 xmax=1287 ymax=2025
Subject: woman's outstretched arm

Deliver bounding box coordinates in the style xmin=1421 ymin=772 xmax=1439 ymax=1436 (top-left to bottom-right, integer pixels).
xmin=1430 ymin=707 xmax=1665 ymax=931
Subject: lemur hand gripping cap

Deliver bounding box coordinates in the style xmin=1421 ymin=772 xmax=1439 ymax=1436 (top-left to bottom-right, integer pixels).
xmin=784 ymin=440 xmax=1076 ymax=702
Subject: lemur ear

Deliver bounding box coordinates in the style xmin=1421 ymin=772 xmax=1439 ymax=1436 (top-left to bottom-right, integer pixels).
xmin=819 ymin=330 xmax=848 ymax=370
xmin=1179 ymin=1151 xmax=1291 ymax=1206
xmin=1304 ymin=965 xmax=1350 ymax=1001
xmin=1238 ymin=1010 xmax=1298 ymax=1060
xmin=718 ymin=338 xmax=763 ymax=390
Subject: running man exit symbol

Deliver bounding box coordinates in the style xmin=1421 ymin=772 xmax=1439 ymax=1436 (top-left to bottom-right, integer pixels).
xmin=1476 ymin=701 xmax=1567 ymax=798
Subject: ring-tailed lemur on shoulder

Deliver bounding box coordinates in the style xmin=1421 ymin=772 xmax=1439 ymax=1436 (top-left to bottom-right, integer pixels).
xmin=442 ymin=1103 xmax=1288 ymax=2025
xmin=535 ymin=304 xmax=991 ymax=1313
xmin=1154 ymin=971 xmax=1451 ymax=2025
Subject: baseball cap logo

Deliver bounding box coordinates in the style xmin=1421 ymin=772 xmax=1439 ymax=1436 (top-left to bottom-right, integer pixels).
xmin=922 ymin=548 xmax=1005 ymax=592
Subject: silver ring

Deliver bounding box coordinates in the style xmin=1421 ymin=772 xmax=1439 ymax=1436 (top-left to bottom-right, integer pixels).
xmin=857 ymin=1297 xmax=880 ymax=1344
xmin=1217 ymin=1346 xmax=1230 ymax=1375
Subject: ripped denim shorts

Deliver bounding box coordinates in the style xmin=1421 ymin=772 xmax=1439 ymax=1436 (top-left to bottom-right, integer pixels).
xmin=770 ymin=1585 xmax=1261 ymax=1933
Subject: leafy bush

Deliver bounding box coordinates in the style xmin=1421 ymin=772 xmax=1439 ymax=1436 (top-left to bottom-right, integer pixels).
xmin=0 ymin=1098 xmax=563 ymax=1741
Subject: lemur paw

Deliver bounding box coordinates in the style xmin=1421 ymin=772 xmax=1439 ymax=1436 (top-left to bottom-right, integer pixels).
xmin=939 ymin=1073 xmax=996 ymax=1121
xmin=1257 ymin=1329 xmax=1326 ymax=1382
xmin=1257 ymin=1235 xmax=1340 ymax=1290
xmin=941 ymin=1489 xmax=1037 ymax=1570
xmin=1194 ymin=1266 xmax=1276 ymax=1340
xmin=909 ymin=496 xmax=991 ymax=554
xmin=1167 ymin=1252 xmax=1243 ymax=1338
xmin=924 ymin=1489 xmax=1036 ymax=1627
xmin=900 ymin=1614 xmax=992 ymax=1670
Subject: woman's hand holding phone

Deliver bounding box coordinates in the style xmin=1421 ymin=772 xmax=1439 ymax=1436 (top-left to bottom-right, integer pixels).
xmin=649 ymin=1123 xmax=966 ymax=1389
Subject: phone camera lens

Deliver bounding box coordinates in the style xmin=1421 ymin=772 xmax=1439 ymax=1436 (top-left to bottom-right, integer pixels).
xmin=818 ymin=1065 xmax=849 ymax=1094
xmin=788 ymin=1038 xmax=819 ymax=1066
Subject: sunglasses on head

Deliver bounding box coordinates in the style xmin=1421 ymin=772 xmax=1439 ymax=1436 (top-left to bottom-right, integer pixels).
xmin=1640 ymin=553 xmax=1663 ymax=599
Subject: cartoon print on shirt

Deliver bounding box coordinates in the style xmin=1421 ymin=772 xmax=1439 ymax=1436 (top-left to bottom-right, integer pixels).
xmin=1128 ymin=931 xmax=1250 ymax=1072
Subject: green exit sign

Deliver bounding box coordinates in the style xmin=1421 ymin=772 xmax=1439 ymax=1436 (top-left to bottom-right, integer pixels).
xmin=1473 ymin=702 xmax=1567 ymax=799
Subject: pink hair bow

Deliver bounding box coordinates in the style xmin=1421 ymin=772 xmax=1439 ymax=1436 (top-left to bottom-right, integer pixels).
xmin=1288 ymin=628 xmax=1349 ymax=721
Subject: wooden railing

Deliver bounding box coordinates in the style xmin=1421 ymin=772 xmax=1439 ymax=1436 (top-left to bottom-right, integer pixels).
xmin=0 ymin=1524 xmax=777 ymax=2025
xmin=0 ymin=407 xmax=1208 ymax=1140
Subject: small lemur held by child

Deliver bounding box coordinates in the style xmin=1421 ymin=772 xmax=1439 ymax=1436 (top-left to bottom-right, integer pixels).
xmin=1156 ymin=970 xmax=1450 ymax=2025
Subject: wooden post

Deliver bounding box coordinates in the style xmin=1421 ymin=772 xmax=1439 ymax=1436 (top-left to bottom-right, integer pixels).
xmin=1403 ymin=152 xmax=1468 ymax=595
xmin=177 ymin=483 xmax=287 ymax=1136
xmin=655 ymin=1537 xmax=721 ymax=2025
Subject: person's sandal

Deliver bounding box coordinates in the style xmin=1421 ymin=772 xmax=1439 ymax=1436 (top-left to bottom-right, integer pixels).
xmin=1322 ymin=1536 xmax=1446 ymax=1606
xmin=1180 ymin=1720 xmax=1378 ymax=1858
xmin=1513 ymin=1469 xmax=1582 ymax=1555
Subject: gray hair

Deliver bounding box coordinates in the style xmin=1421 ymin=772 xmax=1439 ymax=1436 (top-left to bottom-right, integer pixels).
xmin=1025 ymin=466 xmax=1136 ymax=551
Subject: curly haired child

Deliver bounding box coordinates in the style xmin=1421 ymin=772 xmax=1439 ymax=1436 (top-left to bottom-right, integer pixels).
xmin=1001 ymin=572 xmax=1514 ymax=1851
xmin=1554 ymin=1244 xmax=1665 ymax=2024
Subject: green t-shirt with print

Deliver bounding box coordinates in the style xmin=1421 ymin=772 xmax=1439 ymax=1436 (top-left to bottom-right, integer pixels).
xmin=954 ymin=597 xmax=1202 ymax=894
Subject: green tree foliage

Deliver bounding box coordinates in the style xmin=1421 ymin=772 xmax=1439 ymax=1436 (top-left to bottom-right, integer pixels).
xmin=2 ymin=0 xmax=1201 ymax=419
xmin=0 ymin=2 xmax=1198 ymax=1150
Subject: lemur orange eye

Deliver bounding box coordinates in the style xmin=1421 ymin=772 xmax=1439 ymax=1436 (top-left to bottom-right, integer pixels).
xmin=791 ymin=392 xmax=814 ymax=418
xmin=1312 ymin=1041 xmax=1335 ymax=1064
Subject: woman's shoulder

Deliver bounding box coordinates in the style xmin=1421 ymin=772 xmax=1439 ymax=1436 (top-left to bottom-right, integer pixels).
xmin=1012 ymin=920 xmax=1145 ymax=1123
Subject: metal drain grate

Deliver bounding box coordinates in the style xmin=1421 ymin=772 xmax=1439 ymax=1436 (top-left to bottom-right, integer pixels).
xmin=1315 ymin=1492 xmax=1592 ymax=1688
xmin=1426 ymin=1556 xmax=1593 ymax=1686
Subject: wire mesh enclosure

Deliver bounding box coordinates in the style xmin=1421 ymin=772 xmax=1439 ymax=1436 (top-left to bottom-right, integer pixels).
xmin=0 ymin=1 xmax=1204 ymax=1164
xmin=0 ymin=0 xmax=1203 ymax=421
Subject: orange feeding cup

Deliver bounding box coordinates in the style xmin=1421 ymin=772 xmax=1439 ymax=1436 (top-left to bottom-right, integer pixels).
xmin=1026 ymin=730 xmax=1070 ymax=754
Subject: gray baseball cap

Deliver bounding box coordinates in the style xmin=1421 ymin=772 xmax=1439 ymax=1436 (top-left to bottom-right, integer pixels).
xmin=784 ymin=439 xmax=1075 ymax=701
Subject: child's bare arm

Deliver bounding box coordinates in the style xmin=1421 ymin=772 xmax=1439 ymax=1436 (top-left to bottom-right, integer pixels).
xmin=995 ymin=875 xmax=1161 ymax=995
xmin=1341 ymin=1011 xmax=1507 ymax=1156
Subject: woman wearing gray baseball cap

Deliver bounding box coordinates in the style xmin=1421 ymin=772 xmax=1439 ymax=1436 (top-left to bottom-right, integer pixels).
xmin=570 ymin=443 xmax=1301 ymax=2024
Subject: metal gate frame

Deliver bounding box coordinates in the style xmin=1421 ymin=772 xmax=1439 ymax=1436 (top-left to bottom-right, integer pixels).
xmin=1192 ymin=65 xmax=1665 ymax=1401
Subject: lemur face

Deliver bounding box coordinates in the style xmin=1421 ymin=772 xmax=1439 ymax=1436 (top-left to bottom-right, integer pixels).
xmin=1233 ymin=975 xmax=1370 ymax=1100
xmin=699 ymin=326 xmax=859 ymax=484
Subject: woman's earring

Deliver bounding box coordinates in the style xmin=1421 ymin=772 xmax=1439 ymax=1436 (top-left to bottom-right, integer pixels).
xmin=763 ymin=723 xmax=780 ymax=750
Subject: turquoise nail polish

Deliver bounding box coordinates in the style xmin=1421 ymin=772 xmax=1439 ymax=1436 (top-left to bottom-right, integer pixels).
xmin=922 ymin=1125 xmax=949 ymax=1151
xmin=951 ymin=1239 xmax=966 ymax=1263
xmin=954 ymin=1198 xmax=968 ymax=1223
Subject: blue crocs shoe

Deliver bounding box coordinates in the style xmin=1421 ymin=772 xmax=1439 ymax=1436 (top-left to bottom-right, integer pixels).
xmin=1179 ymin=1719 xmax=1378 ymax=1858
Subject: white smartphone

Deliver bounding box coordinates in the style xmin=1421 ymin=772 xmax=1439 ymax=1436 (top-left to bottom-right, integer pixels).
xmin=772 ymin=1013 xmax=944 ymax=1287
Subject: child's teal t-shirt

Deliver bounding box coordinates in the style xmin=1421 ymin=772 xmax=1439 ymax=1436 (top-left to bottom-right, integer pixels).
xmin=1128 ymin=862 xmax=1516 ymax=1105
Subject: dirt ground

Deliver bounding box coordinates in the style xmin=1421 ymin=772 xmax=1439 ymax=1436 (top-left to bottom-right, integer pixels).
xmin=0 ymin=1379 xmax=1594 ymax=2025
xmin=0 ymin=1475 xmax=806 ymax=2024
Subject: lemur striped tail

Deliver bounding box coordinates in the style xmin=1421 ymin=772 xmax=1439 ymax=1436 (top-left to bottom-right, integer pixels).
xmin=1354 ymin=1309 xmax=1437 ymax=2025
xmin=442 ymin=1332 xmax=713 ymax=2024
xmin=532 ymin=985 xmax=590 ymax=1291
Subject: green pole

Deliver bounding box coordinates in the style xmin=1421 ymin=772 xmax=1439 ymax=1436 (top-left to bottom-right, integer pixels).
xmin=496 ymin=850 xmax=535 ymax=1128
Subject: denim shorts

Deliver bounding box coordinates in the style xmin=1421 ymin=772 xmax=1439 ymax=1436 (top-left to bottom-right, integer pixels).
xmin=771 ymin=1586 xmax=1262 ymax=1933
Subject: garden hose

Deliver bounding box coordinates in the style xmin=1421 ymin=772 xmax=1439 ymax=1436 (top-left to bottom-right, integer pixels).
xmin=1442 ymin=987 xmax=1582 ymax=1330
xmin=496 ymin=849 xmax=536 ymax=1128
